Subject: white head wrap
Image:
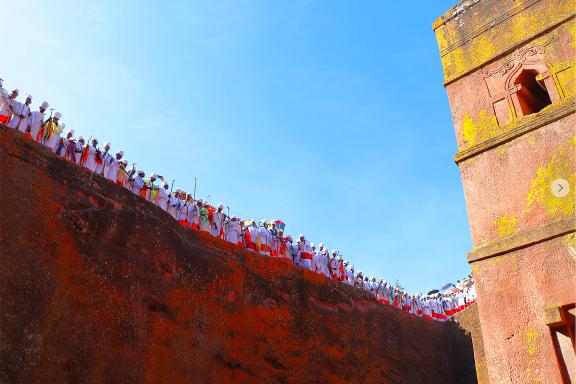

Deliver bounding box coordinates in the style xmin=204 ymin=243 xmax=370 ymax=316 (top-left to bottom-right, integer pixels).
xmin=137 ymin=169 xmax=144 ymax=175
xmin=26 ymin=95 xmax=32 ymax=100
xmin=54 ymin=112 xmax=62 ymax=119
xmin=116 ymin=150 xmax=124 ymax=157
xmin=67 ymin=129 xmax=75 ymax=136
xmin=40 ymin=101 xmax=49 ymax=109
xmin=218 ymin=203 xmax=224 ymax=209
xmin=104 ymin=141 xmax=110 ymax=147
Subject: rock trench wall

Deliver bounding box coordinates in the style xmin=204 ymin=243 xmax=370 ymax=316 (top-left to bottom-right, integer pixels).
xmin=0 ymin=125 xmax=476 ymax=384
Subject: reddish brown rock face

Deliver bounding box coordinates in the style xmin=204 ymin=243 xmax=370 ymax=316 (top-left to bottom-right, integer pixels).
xmin=0 ymin=126 xmax=475 ymax=383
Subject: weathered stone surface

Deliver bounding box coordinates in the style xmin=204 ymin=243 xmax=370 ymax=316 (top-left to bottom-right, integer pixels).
xmin=435 ymin=0 xmax=576 ymax=383
xmin=0 ymin=125 xmax=476 ymax=383
xmin=454 ymin=303 xmax=488 ymax=384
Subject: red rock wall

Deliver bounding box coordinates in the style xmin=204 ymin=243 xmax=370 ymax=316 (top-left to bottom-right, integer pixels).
xmin=0 ymin=125 xmax=476 ymax=384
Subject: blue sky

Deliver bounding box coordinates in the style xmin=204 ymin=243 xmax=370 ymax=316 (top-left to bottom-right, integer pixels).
xmin=2 ymin=0 xmax=471 ymax=294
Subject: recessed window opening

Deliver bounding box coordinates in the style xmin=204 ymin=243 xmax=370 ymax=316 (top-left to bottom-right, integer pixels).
xmin=513 ymin=69 xmax=552 ymax=115
xmin=549 ymin=304 xmax=575 ymax=384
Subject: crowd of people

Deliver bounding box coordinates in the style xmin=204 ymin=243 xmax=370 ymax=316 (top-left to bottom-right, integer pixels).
xmin=0 ymin=78 xmax=476 ymax=321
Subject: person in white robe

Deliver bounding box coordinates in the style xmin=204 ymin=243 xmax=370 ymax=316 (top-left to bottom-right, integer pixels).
xmin=69 ymin=136 xmax=85 ymax=164
xmin=8 ymin=94 xmax=31 ymax=130
xmin=0 ymin=85 xmax=15 ymax=125
xmin=189 ymin=199 xmax=201 ymax=230
xmin=130 ymin=170 xmax=145 ymax=196
xmin=345 ymin=264 xmax=355 ymax=285
xmin=0 ymin=79 xmax=8 ymax=122
xmin=225 ymin=216 xmax=241 ymax=244
xmin=296 ymin=234 xmax=313 ymax=269
xmin=58 ymin=130 xmax=74 ymax=158
xmin=25 ymin=101 xmax=48 ymax=140
xmin=144 ymin=173 xmax=159 ymax=202
xmin=244 ymin=221 xmax=258 ymax=251
xmin=155 ymin=181 xmax=170 ymax=210
xmin=212 ymin=204 xmax=226 ymax=238
xmin=48 ymin=120 xmax=64 ymax=152
xmin=329 ymin=252 xmax=339 ymax=280
xmin=97 ymin=142 xmax=113 ymax=176
xmin=38 ymin=111 xmax=62 ymax=148
xmin=104 ymin=150 xmax=121 ymax=182
xmin=257 ymin=221 xmax=272 ymax=255
xmin=176 ymin=194 xmax=192 ymax=226
xmin=82 ymin=138 xmax=101 ymax=172
xmin=167 ymin=189 xmax=182 ymax=219
xmin=354 ymin=271 xmax=364 ymax=288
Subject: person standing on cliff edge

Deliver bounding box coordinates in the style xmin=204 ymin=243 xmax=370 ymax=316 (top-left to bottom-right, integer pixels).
xmin=25 ymin=101 xmax=48 ymax=140
xmin=38 ymin=111 xmax=62 ymax=147
xmin=8 ymin=94 xmax=31 ymax=131
xmin=297 ymin=234 xmax=313 ymax=269
xmin=0 ymin=79 xmax=12 ymax=125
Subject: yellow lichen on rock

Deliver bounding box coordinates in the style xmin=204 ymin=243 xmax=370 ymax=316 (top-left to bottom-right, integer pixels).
xmin=526 ymin=138 xmax=576 ymax=218
xmin=461 ymin=110 xmax=500 ymax=148
xmin=493 ymin=215 xmax=518 ymax=238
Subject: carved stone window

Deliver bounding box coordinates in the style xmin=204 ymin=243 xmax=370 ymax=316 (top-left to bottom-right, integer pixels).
xmin=510 ymin=68 xmax=552 ymax=115
xmin=482 ymin=36 xmax=560 ymax=125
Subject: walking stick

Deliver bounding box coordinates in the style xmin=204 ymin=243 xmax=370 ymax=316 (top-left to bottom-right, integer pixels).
xmin=193 ymin=177 xmax=197 ymax=201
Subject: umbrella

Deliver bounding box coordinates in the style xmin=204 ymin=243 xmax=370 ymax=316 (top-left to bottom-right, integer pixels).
xmin=273 ymin=219 xmax=285 ymax=231
xmin=428 ymin=289 xmax=439 ymax=295
xmin=441 ymin=283 xmax=455 ymax=291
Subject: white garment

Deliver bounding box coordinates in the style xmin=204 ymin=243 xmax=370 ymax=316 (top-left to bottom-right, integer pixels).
xmin=27 ymin=110 xmax=45 ymax=140
xmin=345 ymin=267 xmax=355 ymax=285
xmin=212 ymin=210 xmax=225 ymax=237
xmin=74 ymin=142 xmax=84 ymax=164
xmin=156 ymin=187 xmax=169 ymax=210
xmin=97 ymin=151 xmax=113 ymax=176
xmin=329 ymin=257 xmax=339 ymax=278
xmin=84 ymin=145 xmax=100 ymax=172
xmin=189 ymin=204 xmax=200 ymax=226
xmin=106 ymin=157 xmax=120 ymax=182
xmin=8 ymin=101 xmax=29 ymax=130
xmin=47 ymin=130 xmax=62 ymax=152
xmin=0 ymin=88 xmax=10 ymax=117
xmin=296 ymin=239 xmax=312 ymax=269
xmin=131 ymin=175 xmax=144 ymax=195
xmin=177 ymin=200 xmax=189 ymax=221
xmin=167 ymin=195 xmax=180 ymax=219
xmin=245 ymin=225 xmax=258 ymax=248
xmin=225 ymin=220 xmax=241 ymax=244
xmin=370 ymin=281 xmax=379 ymax=296
xmin=257 ymin=226 xmax=272 ymax=255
